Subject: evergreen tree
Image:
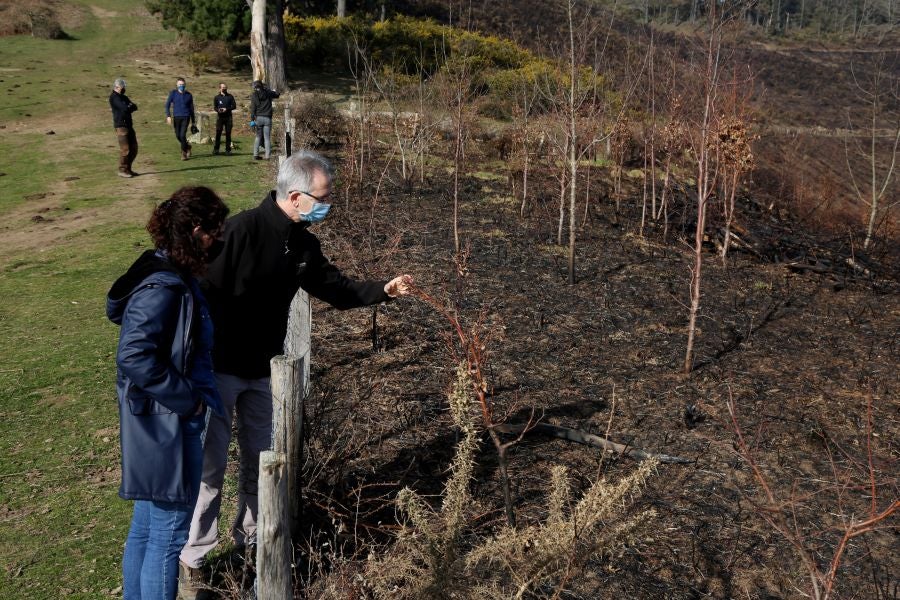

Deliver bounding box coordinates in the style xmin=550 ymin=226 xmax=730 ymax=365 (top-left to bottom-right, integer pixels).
xmin=146 ymin=0 xmax=251 ymax=41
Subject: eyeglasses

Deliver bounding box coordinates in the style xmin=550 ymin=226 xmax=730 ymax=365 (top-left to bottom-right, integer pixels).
xmin=291 ymin=190 xmax=333 ymax=204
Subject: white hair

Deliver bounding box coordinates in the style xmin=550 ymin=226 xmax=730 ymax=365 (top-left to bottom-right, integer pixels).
xmin=276 ymin=150 xmax=334 ymax=200
xmin=113 ymin=78 xmax=127 ymax=89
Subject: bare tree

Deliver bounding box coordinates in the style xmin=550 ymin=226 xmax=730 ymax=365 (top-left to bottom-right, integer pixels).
xmin=845 ymin=54 xmax=900 ymax=249
xmin=249 ymin=0 xmax=267 ymax=82
xmin=247 ymin=0 xmax=286 ymax=90
xmin=440 ymin=48 xmax=475 ymax=255
xmin=537 ymin=0 xmax=619 ymax=283
xmin=683 ymin=2 xmax=727 ymax=374
xmin=715 ymin=68 xmax=755 ymax=262
xmin=346 ymin=36 xmax=375 ymax=208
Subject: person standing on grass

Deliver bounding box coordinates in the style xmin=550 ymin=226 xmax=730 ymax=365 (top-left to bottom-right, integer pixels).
xmin=249 ymin=80 xmax=279 ymax=160
xmin=106 ymin=187 xmax=229 ymax=600
xmin=212 ymin=82 xmax=236 ymax=156
xmin=109 ymin=78 xmax=138 ymax=178
xmin=177 ymin=150 xmax=413 ymax=598
xmin=165 ymin=77 xmax=197 ymax=161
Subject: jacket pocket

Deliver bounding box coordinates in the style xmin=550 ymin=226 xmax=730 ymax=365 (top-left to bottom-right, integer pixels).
xmin=126 ymin=389 xmax=175 ymax=416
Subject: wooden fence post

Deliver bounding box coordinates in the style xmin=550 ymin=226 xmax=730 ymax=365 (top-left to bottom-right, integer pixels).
xmin=256 ymin=451 xmax=292 ymax=600
xmin=279 ymin=94 xmax=294 ymax=168
xmin=270 ymin=355 xmax=304 ymax=539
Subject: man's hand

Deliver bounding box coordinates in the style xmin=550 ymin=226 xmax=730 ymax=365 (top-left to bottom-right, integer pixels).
xmin=166 ymin=116 xmax=172 ymax=124
xmin=384 ymin=275 xmax=413 ymax=298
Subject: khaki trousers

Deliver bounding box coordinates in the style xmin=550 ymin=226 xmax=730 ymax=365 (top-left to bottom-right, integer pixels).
xmin=180 ymin=373 xmax=272 ymax=567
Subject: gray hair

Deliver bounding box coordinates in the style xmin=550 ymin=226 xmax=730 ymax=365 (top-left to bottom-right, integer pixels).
xmin=113 ymin=78 xmax=127 ymax=89
xmin=276 ymin=150 xmax=334 ymax=200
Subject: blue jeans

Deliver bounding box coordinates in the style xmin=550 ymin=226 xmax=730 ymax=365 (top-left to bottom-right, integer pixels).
xmin=122 ymin=413 xmax=206 ymax=600
xmin=253 ymin=115 xmax=272 ymax=158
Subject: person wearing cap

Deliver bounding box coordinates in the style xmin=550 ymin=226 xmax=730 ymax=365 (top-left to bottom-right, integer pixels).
xmin=109 ymin=78 xmax=138 ymax=178
xmin=177 ymin=150 xmax=413 ymax=596
xmin=165 ymin=77 xmax=197 ymax=161
xmin=249 ymin=80 xmax=279 ymax=160
xmin=212 ymin=82 xmax=237 ymax=156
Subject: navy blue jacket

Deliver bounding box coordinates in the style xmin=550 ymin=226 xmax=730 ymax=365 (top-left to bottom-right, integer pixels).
xmin=165 ymin=89 xmax=195 ymax=121
xmin=107 ymin=250 xmax=222 ymax=503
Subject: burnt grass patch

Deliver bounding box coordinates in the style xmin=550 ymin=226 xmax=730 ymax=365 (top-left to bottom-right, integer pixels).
xmin=271 ymin=144 xmax=898 ymax=598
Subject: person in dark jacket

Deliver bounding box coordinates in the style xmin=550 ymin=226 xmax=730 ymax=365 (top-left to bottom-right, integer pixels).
xmin=107 ymin=186 xmax=229 ymax=600
xmin=212 ymin=82 xmax=237 ymax=156
xmin=165 ymin=77 xmax=197 ymax=161
xmin=109 ymin=78 xmax=138 ymax=178
xmin=178 ymin=151 xmax=412 ymax=591
xmin=249 ymin=80 xmax=279 ymax=160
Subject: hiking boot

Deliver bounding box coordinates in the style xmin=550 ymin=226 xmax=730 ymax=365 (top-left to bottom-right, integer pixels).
xmin=186 ymin=146 xmax=192 ymax=158
xmin=117 ymin=171 xmax=133 ymax=178
xmin=177 ymin=561 xmax=209 ymax=600
xmin=225 ymin=150 xmax=231 ymax=156
xmin=254 ymin=155 xmax=262 ymax=161
xmin=212 ymin=149 xmax=219 ymax=155
xmin=181 ymin=150 xmax=188 ymax=161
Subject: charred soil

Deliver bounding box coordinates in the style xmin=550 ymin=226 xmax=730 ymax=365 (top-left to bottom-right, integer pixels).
xmin=277 ymin=142 xmax=900 ymax=599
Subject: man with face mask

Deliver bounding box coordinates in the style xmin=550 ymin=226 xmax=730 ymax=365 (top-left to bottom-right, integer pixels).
xmin=212 ymin=82 xmax=236 ymax=155
xmin=165 ymin=77 xmax=196 ymax=160
xmin=178 ymin=150 xmax=412 ymax=596
xmin=109 ymin=78 xmax=138 ymax=177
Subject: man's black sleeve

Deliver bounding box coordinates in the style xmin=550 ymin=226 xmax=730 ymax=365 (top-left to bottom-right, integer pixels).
xmin=301 ymin=237 xmax=389 ymax=309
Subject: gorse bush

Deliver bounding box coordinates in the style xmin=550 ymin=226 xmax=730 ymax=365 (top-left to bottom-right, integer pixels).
xmin=360 ymin=363 xmax=659 ymax=599
xmin=283 ymin=14 xmax=566 ymax=98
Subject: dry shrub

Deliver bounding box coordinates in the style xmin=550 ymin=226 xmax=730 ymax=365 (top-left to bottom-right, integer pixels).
xmin=354 ymin=364 xmax=658 ymax=600
xmin=0 ymin=1 xmax=70 ymax=39
xmin=291 ymin=93 xmax=347 ymax=149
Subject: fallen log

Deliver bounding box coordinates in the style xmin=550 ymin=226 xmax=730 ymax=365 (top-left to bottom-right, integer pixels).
xmin=493 ymin=422 xmax=693 ymax=464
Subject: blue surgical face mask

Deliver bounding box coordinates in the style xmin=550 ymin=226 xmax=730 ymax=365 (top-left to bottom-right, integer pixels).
xmin=177 ymin=84 xmax=186 ymax=92
xmin=299 ymin=202 xmax=331 ymax=223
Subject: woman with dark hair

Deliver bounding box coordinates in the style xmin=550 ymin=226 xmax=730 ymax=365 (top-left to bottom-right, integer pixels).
xmin=106 ymin=186 xmax=229 ymax=599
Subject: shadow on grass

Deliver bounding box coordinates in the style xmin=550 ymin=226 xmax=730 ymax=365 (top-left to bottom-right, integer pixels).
xmin=138 ymin=164 xmax=235 ymax=176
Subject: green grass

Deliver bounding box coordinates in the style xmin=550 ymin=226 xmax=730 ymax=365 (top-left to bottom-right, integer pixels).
xmin=0 ymin=1 xmax=274 ymax=596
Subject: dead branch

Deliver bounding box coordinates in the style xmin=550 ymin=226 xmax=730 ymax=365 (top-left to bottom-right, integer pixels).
xmin=493 ymin=422 xmax=692 ymax=464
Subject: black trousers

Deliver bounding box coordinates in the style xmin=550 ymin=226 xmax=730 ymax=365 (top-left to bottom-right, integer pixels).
xmin=214 ymin=114 xmax=232 ymax=152
xmin=173 ymin=117 xmax=191 ymax=152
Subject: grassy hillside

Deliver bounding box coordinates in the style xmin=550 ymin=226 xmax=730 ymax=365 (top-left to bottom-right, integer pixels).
xmin=0 ymin=1 xmax=270 ymax=596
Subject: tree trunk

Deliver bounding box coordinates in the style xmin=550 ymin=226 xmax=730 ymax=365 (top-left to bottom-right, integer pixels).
xmin=265 ymin=0 xmax=287 ymax=92
xmin=337 ymin=0 xmax=346 ymax=18
xmin=557 ymin=155 xmax=566 ymax=246
xmin=566 ymin=0 xmax=577 ymax=285
xmin=249 ymin=0 xmax=267 ymax=84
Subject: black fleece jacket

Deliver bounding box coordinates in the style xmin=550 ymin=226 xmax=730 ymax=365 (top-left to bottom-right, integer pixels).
xmin=203 ymin=192 xmax=390 ymax=379
xmin=249 ymin=87 xmax=279 ymax=119
xmin=109 ymin=91 xmax=138 ymax=128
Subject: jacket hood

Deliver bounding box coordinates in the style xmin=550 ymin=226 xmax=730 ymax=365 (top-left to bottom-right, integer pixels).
xmin=106 ymin=250 xmax=184 ymax=325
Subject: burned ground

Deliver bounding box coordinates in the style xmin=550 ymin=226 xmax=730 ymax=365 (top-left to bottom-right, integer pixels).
xmin=277 ymin=144 xmax=900 ymax=599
